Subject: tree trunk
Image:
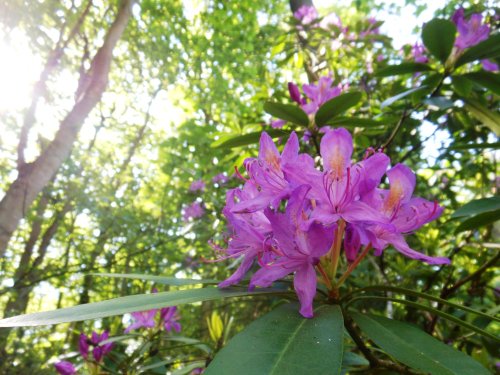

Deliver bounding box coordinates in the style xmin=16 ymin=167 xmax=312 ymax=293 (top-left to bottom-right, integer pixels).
xmin=0 ymin=0 xmax=135 ymax=257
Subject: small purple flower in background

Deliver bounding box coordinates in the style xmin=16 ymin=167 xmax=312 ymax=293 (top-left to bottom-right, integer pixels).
xmin=360 ymin=17 xmax=380 ymax=37
xmin=412 ymin=43 xmax=428 ymax=63
xmin=481 ymin=59 xmax=499 ymax=72
xmin=319 ymin=12 xmax=345 ymax=32
xmin=293 ymin=5 xmax=318 ymax=25
xmin=125 ymin=309 xmax=158 ymax=333
xmin=160 ymin=306 xmax=182 ymax=332
xmin=212 ymin=173 xmax=229 ymax=184
xmin=189 ymin=179 xmax=206 ymax=192
xmin=191 ymin=368 xmax=204 ymax=374
xmin=301 ymin=74 xmax=344 ymax=115
xmin=183 ymin=201 xmax=205 ymax=222
xmin=79 ymin=331 xmax=113 ymax=363
xmin=452 ymin=8 xmax=490 ymax=50
xmin=54 ymin=361 xmax=77 ymax=375
xmin=376 ymin=54 xmax=385 ymax=62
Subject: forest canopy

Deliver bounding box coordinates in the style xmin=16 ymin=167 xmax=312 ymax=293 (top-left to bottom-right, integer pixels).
xmin=0 ymin=0 xmax=498 ymax=374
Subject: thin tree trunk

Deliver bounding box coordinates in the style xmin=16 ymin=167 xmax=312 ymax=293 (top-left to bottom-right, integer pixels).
xmin=0 ymin=0 xmax=135 ymax=257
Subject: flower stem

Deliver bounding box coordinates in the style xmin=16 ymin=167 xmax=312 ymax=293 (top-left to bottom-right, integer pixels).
xmin=316 ymin=263 xmax=333 ymax=290
xmin=336 ymin=242 xmax=372 ymax=287
xmin=330 ymin=219 xmax=346 ymax=279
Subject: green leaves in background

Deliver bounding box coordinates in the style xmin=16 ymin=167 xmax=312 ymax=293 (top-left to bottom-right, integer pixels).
xmin=263 ymin=102 xmax=309 ymax=126
xmin=376 ymin=62 xmax=432 ymax=77
xmin=352 ymin=313 xmax=490 ymax=375
xmin=451 ymin=196 xmax=500 ymax=233
xmin=456 ymin=34 xmax=500 ymax=67
xmin=0 ymin=287 xmax=288 ymax=327
xmin=315 ymin=92 xmax=362 ymax=126
xmin=205 ymin=303 xmax=344 ymax=375
xmin=422 ymin=19 xmax=456 ymax=63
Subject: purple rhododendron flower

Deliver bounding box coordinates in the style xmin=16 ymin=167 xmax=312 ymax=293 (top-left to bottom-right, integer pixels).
xmin=452 ymin=8 xmax=490 ymax=50
xmin=216 ymin=128 xmax=449 ymax=317
xmin=189 ymin=179 xmax=206 ymax=192
xmin=481 ymin=59 xmax=499 ymax=72
xmin=183 ymin=201 xmax=205 ymax=222
xmin=125 ymin=309 xmax=158 ymax=333
xmin=79 ymin=331 xmax=113 ymax=363
xmin=249 ymin=185 xmax=334 ymax=318
xmin=212 ymin=173 xmax=229 ymax=184
xmin=293 ymin=5 xmax=318 ymax=24
xmin=160 ymin=306 xmax=182 ymax=332
xmin=54 ymin=361 xmax=77 ymax=375
xmin=412 ymin=43 xmax=428 ymax=63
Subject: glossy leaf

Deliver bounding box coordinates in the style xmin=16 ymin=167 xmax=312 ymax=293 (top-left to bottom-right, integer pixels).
xmin=0 ymin=287 xmax=289 ymax=327
xmin=352 ymin=313 xmax=490 ymax=375
xmin=375 ymin=62 xmax=432 ymax=77
xmin=449 ymin=142 xmax=500 ymax=150
xmin=327 ymin=117 xmax=384 ymax=127
xmin=380 ymin=86 xmax=427 ymax=109
xmin=451 ymin=196 xmax=500 ymax=218
xmin=463 ymin=71 xmax=500 ymax=96
xmin=343 ymin=285 xmax=500 ymax=323
xmin=264 ymin=102 xmax=309 ymax=126
xmin=422 ymin=19 xmax=456 ymax=63
xmin=456 ymin=34 xmax=500 ymax=67
xmin=465 ymin=99 xmax=500 ymax=135
xmin=315 ymin=92 xmax=362 ymax=126
xmin=204 ymin=303 xmax=344 ymax=375
xmin=211 ymin=129 xmax=290 ymax=149
xmin=348 ymin=296 xmax=499 ymax=342
xmin=452 ymin=75 xmax=473 ymax=97
xmin=455 ymin=209 xmax=500 ymax=233
xmin=92 ymin=273 xmax=219 ymax=286
xmin=424 ymin=96 xmax=454 ymax=110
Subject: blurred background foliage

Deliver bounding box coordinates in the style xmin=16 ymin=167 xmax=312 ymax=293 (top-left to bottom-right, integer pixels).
xmin=0 ymin=0 xmax=498 ymax=373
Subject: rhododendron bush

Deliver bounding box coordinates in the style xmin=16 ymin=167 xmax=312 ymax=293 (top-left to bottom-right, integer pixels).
xmin=0 ymin=1 xmax=498 ymax=374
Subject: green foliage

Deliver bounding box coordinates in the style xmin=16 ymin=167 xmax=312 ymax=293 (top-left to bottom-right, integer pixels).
xmin=421 ymin=19 xmax=456 ymax=63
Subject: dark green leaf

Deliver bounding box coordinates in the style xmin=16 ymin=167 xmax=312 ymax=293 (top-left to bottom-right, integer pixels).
xmin=348 ymin=296 xmax=499 ymax=341
xmin=375 ymin=62 xmax=432 ymax=77
xmin=456 ymin=34 xmax=500 ymax=67
xmin=0 ymin=287 xmax=289 ymax=327
xmin=422 ymin=19 xmax=457 ymax=63
xmin=451 ymin=197 xmax=500 ymax=218
xmin=449 ymin=142 xmax=500 ymax=150
xmin=452 ymin=75 xmax=473 ymax=96
xmin=315 ymin=92 xmax=362 ymax=126
xmin=205 ymin=303 xmax=344 ymax=375
xmin=344 ymin=285 xmax=500 ymax=323
xmin=381 ymin=86 xmax=427 ymax=109
xmin=456 ymin=209 xmax=500 ymax=233
xmin=92 ymin=273 xmax=219 ymax=286
xmin=352 ymin=313 xmax=490 ymax=375
xmin=327 ymin=117 xmax=384 ymax=127
xmin=465 ymin=99 xmax=500 ymax=135
xmin=264 ymin=102 xmax=309 ymax=126
xmin=463 ymin=71 xmax=500 ymax=95
xmin=211 ymin=129 xmax=290 ymax=149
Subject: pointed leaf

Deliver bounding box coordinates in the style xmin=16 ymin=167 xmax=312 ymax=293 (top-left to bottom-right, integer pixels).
xmin=381 ymin=86 xmax=427 ymax=109
xmin=376 ymin=62 xmax=432 ymax=77
xmin=315 ymin=92 xmax=362 ymax=126
xmin=422 ymin=19 xmax=456 ymax=63
xmin=452 ymin=75 xmax=473 ymax=96
xmin=352 ymin=313 xmax=490 ymax=375
xmin=463 ymin=71 xmax=500 ymax=96
xmin=451 ymin=197 xmax=500 ymax=218
xmin=211 ymin=129 xmax=290 ymax=149
xmin=205 ymin=303 xmax=344 ymax=375
xmin=0 ymin=287 xmax=289 ymax=327
xmin=455 ymin=209 xmax=500 ymax=233
xmin=92 ymin=273 xmax=219 ymax=286
xmin=264 ymin=102 xmax=309 ymax=126
xmin=465 ymin=99 xmax=500 ymax=135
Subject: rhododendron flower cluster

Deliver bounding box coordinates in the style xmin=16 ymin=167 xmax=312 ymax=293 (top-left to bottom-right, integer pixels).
xmin=183 ymin=201 xmax=205 ymax=222
xmin=216 ymin=128 xmax=449 ymax=318
xmin=125 ymin=305 xmax=181 ymax=333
